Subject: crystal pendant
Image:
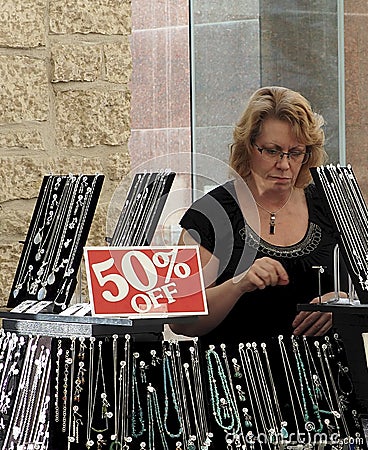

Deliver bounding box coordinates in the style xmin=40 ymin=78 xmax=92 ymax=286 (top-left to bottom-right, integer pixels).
xmin=13 ymin=288 xmax=19 ymax=298
xmin=47 ymin=272 xmax=56 ymax=285
xmin=34 ymin=231 xmax=42 ymax=245
xmin=37 ymin=286 xmax=47 ymax=301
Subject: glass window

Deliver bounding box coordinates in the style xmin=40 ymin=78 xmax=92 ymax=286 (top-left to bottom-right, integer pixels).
xmin=190 ymin=0 xmax=343 ymax=194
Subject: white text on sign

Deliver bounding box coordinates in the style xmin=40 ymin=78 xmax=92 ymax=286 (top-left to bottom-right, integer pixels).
xmin=91 ymin=249 xmax=191 ymax=312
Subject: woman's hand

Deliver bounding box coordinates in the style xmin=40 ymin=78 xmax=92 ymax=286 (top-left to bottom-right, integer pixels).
xmin=292 ymin=291 xmax=346 ymax=336
xmin=233 ymin=256 xmax=289 ymax=294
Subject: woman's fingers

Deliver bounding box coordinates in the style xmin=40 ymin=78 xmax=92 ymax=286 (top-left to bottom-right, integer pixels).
xmin=292 ymin=291 xmax=344 ymax=336
xmin=293 ymin=310 xmax=333 ymax=336
xmin=248 ymin=257 xmax=289 ymax=288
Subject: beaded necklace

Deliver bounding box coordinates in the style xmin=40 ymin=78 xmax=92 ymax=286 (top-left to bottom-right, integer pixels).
xmin=302 ymin=337 xmax=341 ymax=438
xmin=131 ymin=352 xmax=146 ymax=438
xmin=312 ymin=340 xmax=343 ymax=438
xmin=54 ymin=339 xmax=63 ymax=424
xmin=292 ymin=336 xmax=323 ymax=433
xmin=66 ymin=337 xmax=77 ymax=448
xmin=162 ymin=347 xmax=183 ymax=438
xmin=237 ymin=343 xmax=258 ymax=444
xmin=73 ymin=336 xmax=87 ymax=403
xmin=62 ymin=348 xmax=72 ymax=434
xmin=219 ymin=343 xmax=245 ymax=448
xmin=205 ymin=345 xmax=240 ymax=434
xmin=147 ymin=384 xmax=170 ymax=450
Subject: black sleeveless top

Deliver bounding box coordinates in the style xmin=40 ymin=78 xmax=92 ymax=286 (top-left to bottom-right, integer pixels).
xmin=179 ymin=181 xmax=341 ymax=345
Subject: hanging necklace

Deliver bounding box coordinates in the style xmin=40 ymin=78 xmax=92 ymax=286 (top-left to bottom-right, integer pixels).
xmin=253 ymin=188 xmax=293 ymax=235
xmin=162 ymin=347 xmax=183 ymax=439
xmin=205 ymin=345 xmax=241 ymax=434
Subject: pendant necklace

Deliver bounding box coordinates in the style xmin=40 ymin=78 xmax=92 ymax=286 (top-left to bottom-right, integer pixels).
xmin=254 ymin=188 xmax=293 ymax=235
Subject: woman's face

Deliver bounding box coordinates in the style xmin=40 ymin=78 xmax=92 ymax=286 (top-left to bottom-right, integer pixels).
xmin=249 ymin=118 xmax=305 ymax=192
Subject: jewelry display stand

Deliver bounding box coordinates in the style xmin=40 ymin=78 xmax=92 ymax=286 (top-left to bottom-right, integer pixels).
xmin=297 ymin=165 xmax=368 ymax=441
xmin=109 ymin=170 xmax=176 ymax=246
xmin=0 ymin=169 xmax=182 ymax=340
xmin=3 ymin=169 xmax=179 ymax=341
xmin=298 ymin=303 xmax=368 ymax=410
xmin=310 ymin=164 xmax=368 ymax=304
xmin=7 ymin=174 xmax=105 ymax=313
xmin=0 ymin=330 xmax=364 ymax=450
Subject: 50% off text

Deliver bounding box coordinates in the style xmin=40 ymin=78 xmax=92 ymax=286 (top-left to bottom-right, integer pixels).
xmin=91 ymin=249 xmax=192 ymax=313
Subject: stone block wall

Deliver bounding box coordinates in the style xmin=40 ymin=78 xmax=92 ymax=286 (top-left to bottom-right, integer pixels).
xmin=0 ymin=0 xmax=132 ymax=305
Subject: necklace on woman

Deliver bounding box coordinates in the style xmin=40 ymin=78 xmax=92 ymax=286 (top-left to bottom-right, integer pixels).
xmin=254 ymin=188 xmax=293 ymax=235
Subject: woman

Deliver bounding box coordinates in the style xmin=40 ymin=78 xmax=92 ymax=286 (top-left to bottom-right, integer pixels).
xmin=171 ymin=86 xmax=343 ymax=344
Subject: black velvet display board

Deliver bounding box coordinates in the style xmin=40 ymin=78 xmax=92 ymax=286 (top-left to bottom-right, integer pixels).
xmin=8 ymin=174 xmax=104 ymax=312
xmin=110 ymin=171 xmax=176 ymax=246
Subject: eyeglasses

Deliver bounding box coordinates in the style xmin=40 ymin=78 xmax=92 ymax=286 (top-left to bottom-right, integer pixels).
xmin=253 ymin=143 xmax=310 ymax=165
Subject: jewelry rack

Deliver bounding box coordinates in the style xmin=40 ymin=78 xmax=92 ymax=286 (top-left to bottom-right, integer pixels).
xmin=7 ymin=173 xmax=105 ymax=313
xmin=310 ymin=164 xmax=368 ymax=304
xmin=109 ymin=170 xmax=176 ymax=246
xmin=0 ymin=332 xmax=364 ymax=450
xmin=298 ymin=164 xmax=368 ymax=432
xmin=0 ymin=168 xmax=190 ymax=341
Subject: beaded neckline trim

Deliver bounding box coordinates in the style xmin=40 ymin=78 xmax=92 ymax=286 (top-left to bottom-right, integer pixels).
xmin=239 ymin=222 xmax=322 ymax=259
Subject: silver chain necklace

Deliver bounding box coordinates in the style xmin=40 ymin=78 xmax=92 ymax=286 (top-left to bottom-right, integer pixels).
xmin=254 ymin=188 xmax=293 ymax=235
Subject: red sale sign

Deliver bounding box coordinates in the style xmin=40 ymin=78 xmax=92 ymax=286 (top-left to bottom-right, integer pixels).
xmin=84 ymin=246 xmax=208 ymax=318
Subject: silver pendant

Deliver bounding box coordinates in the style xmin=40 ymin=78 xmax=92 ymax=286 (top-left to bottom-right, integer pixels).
xmin=47 ymin=272 xmax=56 ymax=285
xmin=37 ymin=286 xmax=47 ymax=301
xmin=34 ymin=231 xmax=42 ymax=245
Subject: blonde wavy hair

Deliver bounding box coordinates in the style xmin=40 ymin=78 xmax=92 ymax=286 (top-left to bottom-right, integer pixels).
xmin=229 ymin=86 xmax=328 ymax=188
